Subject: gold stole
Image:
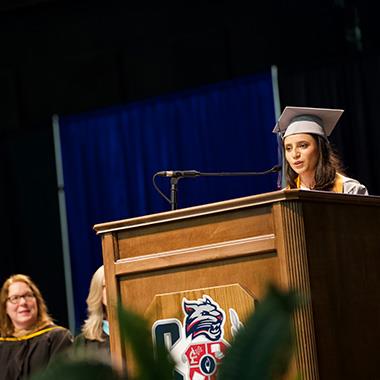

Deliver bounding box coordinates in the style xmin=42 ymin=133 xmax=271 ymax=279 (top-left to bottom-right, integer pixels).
xmin=295 ymin=173 xmax=343 ymax=193
xmin=0 ymin=326 xmax=65 ymax=342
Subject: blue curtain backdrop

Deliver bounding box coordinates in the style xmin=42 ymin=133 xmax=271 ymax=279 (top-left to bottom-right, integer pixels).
xmin=58 ymin=71 xmax=279 ymax=330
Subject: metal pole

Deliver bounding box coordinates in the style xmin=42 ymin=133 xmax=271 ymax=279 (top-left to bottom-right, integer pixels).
xmin=52 ymin=114 xmax=76 ymax=333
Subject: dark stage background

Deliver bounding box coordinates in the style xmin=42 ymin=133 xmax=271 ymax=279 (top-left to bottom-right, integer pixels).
xmin=0 ymin=0 xmax=379 ymax=329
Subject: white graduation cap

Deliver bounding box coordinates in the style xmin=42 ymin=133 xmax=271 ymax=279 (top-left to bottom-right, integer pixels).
xmin=273 ymin=106 xmax=344 ymax=139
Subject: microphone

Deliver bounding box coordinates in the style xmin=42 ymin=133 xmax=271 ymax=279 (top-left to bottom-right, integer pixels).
xmin=155 ymin=165 xmax=281 ymax=178
xmin=153 ymin=164 xmax=281 ymax=211
xmin=156 ymin=170 xmax=201 ymax=178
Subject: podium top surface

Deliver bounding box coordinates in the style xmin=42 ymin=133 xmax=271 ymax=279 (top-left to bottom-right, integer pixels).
xmin=93 ymin=189 xmax=379 ymax=235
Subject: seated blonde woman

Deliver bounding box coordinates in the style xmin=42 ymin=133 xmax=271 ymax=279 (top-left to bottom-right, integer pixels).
xmin=74 ymin=265 xmax=110 ymax=354
xmin=0 ymin=274 xmax=73 ymax=380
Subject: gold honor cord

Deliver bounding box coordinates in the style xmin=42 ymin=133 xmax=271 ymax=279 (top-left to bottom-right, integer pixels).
xmin=295 ymin=173 xmax=343 ymax=192
xmin=0 ymin=326 xmax=65 ymax=342
xmin=332 ymin=173 xmax=344 ymax=193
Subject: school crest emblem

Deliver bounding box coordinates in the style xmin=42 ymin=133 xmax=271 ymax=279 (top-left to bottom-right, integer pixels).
xmin=152 ymin=293 xmax=244 ymax=380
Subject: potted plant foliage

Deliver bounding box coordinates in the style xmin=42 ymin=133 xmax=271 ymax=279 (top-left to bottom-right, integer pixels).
xmin=31 ymin=284 xmax=300 ymax=380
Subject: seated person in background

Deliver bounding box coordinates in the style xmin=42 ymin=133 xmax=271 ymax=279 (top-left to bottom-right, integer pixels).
xmin=74 ymin=265 xmax=110 ymax=354
xmin=0 ymin=274 xmax=73 ymax=380
xmin=273 ymin=106 xmax=368 ymax=194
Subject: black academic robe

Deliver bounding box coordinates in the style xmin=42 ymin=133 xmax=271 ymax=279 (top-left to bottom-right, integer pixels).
xmin=0 ymin=324 xmax=73 ymax=380
xmin=73 ymin=332 xmax=110 ymax=355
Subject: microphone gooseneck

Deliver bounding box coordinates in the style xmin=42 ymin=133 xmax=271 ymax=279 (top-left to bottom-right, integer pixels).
xmin=197 ymin=164 xmax=281 ymax=177
xmin=156 ymin=165 xmax=280 ymax=178
xmin=152 ymin=164 xmax=281 ymax=211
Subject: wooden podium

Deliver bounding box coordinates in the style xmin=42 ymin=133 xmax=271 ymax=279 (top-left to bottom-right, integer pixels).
xmin=94 ymin=189 xmax=380 ymax=380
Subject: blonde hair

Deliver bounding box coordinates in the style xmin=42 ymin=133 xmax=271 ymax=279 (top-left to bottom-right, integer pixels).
xmin=0 ymin=274 xmax=53 ymax=337
xmin=81 ymin=265 xmax=106 ymax=341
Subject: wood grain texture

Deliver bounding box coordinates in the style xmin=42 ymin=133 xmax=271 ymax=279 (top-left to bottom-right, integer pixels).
xmin=96 ymin=190 xmax=380 ymax=379
xmin=275 ymin=201 xmax=319 ymax=380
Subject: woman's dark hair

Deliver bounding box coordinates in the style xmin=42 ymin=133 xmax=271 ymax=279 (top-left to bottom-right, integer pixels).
xmin=285 ymin=134 xmax=344 ymax=190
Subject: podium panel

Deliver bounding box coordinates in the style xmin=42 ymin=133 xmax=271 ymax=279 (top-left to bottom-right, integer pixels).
xmin=94 ymin=190 xmax=380 ymax=380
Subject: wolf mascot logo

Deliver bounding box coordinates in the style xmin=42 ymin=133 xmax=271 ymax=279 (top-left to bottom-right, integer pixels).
xmin=183 ymin=297 xmax=223 ymax=341
xmin=152 ymin=295 xmax=239 ymax=380
xmin=181 ymin=296 xmax=228 ymax=380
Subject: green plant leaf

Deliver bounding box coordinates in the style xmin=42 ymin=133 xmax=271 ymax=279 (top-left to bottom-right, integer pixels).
xmin=30 ymin=354 xmax=125 ymax=380
xmin=217 ymin=284 xmax=301 ymax=380
xmin=117 ymin=302 xmax=175 ymax=380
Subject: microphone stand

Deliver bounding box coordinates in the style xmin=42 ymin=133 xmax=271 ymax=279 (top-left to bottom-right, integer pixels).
xmin=170 ymin=177 xmax=179 ymax=211
xmin=153 ymin=164 xmax=281 ymax=211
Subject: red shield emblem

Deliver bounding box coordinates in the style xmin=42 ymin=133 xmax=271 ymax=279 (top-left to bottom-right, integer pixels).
xmin=184 ymin=341 xmax=228 ymax=380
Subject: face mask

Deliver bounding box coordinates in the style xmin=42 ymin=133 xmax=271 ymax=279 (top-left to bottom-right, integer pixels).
xmin=102 ymin=320 xmax=109 ymax=336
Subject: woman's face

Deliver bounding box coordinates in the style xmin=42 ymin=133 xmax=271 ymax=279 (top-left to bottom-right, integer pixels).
xmin=284 ymin=133 xmax=319 ymax=177
xmin=102 ymin=279 xmax=107 ymax=307
xmin=6 ymin=281 xmax=38 ymax=331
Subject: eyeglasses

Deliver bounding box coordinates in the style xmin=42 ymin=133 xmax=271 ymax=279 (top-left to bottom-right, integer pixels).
xmin=7 ymin=292 xmax=35 ymax=304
